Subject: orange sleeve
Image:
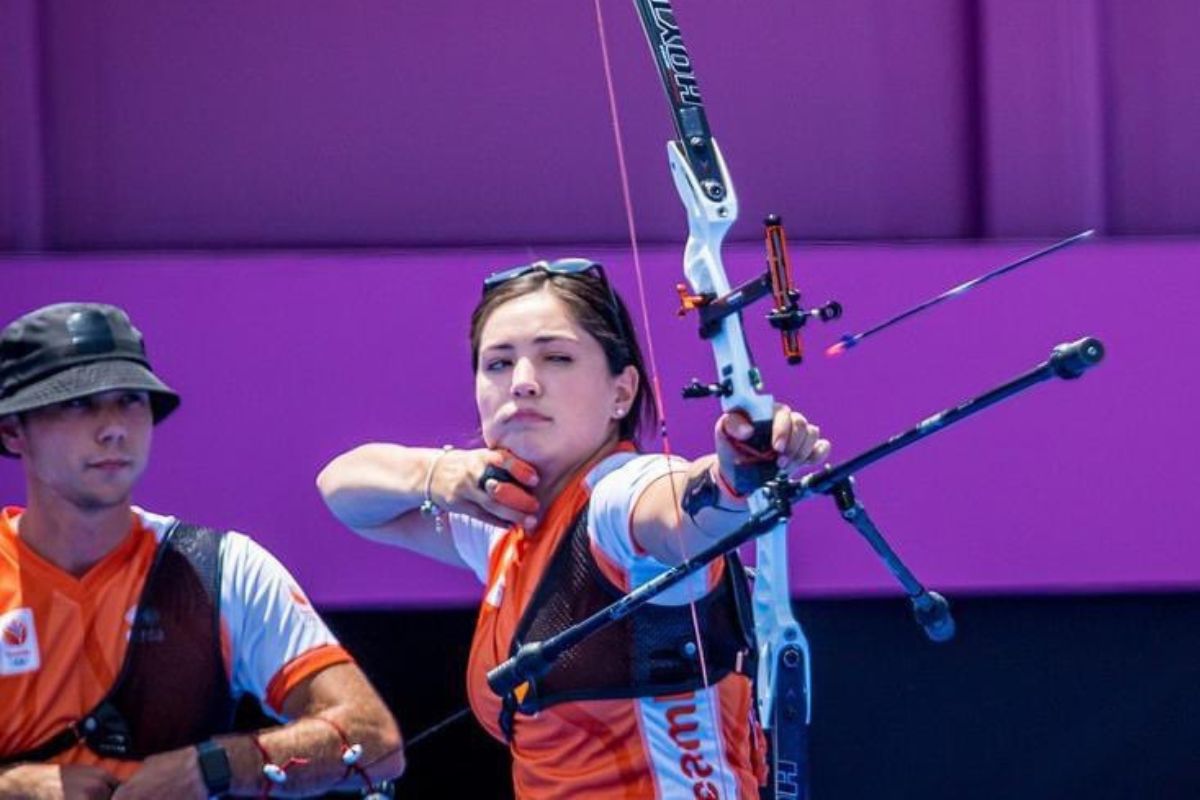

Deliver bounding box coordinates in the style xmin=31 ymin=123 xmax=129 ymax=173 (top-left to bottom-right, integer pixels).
xmin=264 ymin=643 xmax=354 ymax=713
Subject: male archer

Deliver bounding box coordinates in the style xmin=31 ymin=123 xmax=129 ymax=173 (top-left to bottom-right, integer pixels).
xmin=0 ymin=303 xmax=403 ymax=798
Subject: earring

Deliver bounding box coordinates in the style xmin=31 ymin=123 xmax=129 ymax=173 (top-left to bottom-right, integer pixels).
xmin=614 ymin=407 xmax=625 ymax=418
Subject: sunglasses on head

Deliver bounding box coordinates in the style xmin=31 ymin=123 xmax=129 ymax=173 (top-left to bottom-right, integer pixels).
xmin=482 ymin=258 xmax=629 ymax=347
xmin=482 ymin=258 xmax=606 ymax=292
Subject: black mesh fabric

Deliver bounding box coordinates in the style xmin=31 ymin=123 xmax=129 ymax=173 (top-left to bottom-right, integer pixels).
xmin=82 ymin=522 xmax=236 ymax=758
xmin=510 ymin=505 xmax=755 ymax=715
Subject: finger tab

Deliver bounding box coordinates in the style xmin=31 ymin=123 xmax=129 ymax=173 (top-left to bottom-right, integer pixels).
xmin=509 ymin=460 xmax=539 ymax=486
xmin=494 ymin=482 xmax=539 ymax=514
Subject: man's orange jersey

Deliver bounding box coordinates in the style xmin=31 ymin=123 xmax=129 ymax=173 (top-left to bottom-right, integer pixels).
xmin=0 ymin=506 xmax=350 ymax=780
xmin=451 ymin=452 xmax=764 ymax=799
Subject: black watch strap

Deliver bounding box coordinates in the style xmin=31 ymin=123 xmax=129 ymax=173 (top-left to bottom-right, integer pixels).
xmin=195 ymin=739 xmax=232 ymax=797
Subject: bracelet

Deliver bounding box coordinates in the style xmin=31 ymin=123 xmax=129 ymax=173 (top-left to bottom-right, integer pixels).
xmin=418 ymin=445 xmax=454 ymax=533
xmin=247 ymin=722 xmax=391 ymax=800
xmin=250 ymin=733 xmax=310 ymax=799
xmin=313 ymin=716 xmax=389 ymax=796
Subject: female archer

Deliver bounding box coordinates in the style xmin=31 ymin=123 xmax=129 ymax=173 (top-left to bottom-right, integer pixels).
xmin=318 ymin=259 xmax=829 ymax=798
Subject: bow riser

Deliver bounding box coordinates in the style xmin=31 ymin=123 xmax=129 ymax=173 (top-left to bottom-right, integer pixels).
xmin=667 ymin=140 xmax=772 ymax=422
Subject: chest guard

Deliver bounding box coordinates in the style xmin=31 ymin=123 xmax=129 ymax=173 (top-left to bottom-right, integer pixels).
xmin=0 ymin=521 xmax=236 ymax=765
xmin=501 ymin=504 xmax=756 ymax=736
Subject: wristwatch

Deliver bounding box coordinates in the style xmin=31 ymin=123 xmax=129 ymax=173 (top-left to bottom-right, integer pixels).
xmin=195 ymin=739 xmax=232 ymax=797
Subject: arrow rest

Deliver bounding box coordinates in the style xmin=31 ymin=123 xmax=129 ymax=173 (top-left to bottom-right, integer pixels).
xmin=682 ymin=378 xmax=732 ymax=399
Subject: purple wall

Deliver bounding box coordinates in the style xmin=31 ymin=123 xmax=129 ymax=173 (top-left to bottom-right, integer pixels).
xmin=1 ymin=2 xmax=1196 ymax=605
xmin=2 ymin=238 xmax=1195 ymax=606
xmin=1 ymin=0 xmax=1198 ymax=249
xmin=0 ymin=0 xmax=44 ymax=250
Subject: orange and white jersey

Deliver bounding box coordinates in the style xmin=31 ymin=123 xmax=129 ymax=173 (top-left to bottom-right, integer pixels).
xmin=452 ymin=451 xmax=763 ymax=799
xmin=0 ymin=506 xmax=351 ymax=779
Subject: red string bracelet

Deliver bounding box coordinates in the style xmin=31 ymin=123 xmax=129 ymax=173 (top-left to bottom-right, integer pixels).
xmin=314 ymin=716 xmax=384 ymax=794
xmin=249 ymin=732 xmax=310 ymax=799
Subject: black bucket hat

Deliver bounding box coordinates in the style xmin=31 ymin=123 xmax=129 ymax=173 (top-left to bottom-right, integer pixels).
xmin=0 ymin=303 xmax=180 ymax=455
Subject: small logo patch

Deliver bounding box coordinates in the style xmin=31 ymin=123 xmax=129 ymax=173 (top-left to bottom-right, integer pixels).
xmin=0 ymin=608 xmax=40 ymax=675
xmin=2 ymin=619 xmax=26 ymax=646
